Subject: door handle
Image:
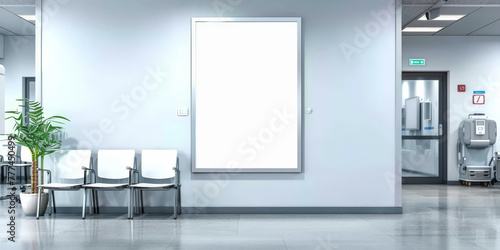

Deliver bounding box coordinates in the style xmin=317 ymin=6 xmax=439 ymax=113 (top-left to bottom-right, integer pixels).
xmin=439 ymin=124 xmax=443 ymax=136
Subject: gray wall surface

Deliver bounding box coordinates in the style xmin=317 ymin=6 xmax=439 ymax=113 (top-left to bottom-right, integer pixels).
xmin=403 ymin=36 xmax=500 ymax=181
xmin=0 ymin=34 xmax=4 ymax=59
xmin=41 ymin=0 xmax=400 ymax=209
xmin=0 ymin=36 xmax=35 ymax=134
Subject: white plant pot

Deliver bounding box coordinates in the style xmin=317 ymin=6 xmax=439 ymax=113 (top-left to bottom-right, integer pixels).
xmin=20 ymin=193 xmax=49 ymax=217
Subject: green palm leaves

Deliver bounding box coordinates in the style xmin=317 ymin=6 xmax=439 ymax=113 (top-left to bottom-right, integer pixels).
xmin=6 ymin=99 xmax=69 ymax=193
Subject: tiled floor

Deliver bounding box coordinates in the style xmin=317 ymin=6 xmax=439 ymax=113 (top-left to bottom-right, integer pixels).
xmin=2 ymin=184 xmax=500 ymax=249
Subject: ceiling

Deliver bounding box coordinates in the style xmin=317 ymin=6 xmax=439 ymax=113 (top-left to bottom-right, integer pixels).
xmin=403 ymin=0 xmax=500 ymax=35
xmin=0 ymin=3 xmax=35 ymax=36
xmin=0 ymin=0 xmax=499 ymax=36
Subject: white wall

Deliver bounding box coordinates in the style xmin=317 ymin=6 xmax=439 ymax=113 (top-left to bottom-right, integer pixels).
xmin=42 ymin=0 xmax=400 ymax=210
xmin=0 ymin=36 xmax=35 ymax=134
xmin=403 ymin=36 xmax=500 ymax=181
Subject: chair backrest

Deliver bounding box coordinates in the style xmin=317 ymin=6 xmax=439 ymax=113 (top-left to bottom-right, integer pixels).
xmin=51 ymin=150 xmax=92 ymax=179
xmin=0 ymin=145 xmax=8 ymax=162
xmin=97 ymin=149 xmax=135 ymax=179
xmin=141 ymin=150 xmax=177 ymax=179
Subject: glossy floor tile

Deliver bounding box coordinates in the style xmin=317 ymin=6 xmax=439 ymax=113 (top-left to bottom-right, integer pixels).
xmin=2 ymin=184 xmax=500 ymax=249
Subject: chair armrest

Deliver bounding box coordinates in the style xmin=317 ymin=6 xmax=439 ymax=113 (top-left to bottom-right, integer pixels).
xmin=126 ymin=166 xmax=139 ymax=185
xmin=81 ymin=166 xmax=96 ymax=185
xmin=37 ymin=168 xmax=52 ymax=185
xmin=172 ymin=158 xmax=180 ymax=172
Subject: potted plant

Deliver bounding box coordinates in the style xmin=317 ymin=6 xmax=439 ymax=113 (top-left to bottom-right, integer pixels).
xmin=5 ymin=99 xmax=69 ymax=216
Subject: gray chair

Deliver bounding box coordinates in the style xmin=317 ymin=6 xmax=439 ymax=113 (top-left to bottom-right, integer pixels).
xmin=0 ymin=138 xmax=13 ymax=183
xmin=0 ymin=148 xmax=9 ymax=183
xmin=128 ymin=149 xmax=181 ymax=219
xmin=36 ymin=150 xmax=92 ymax=219
xmin=82 ymin=149 xmax=135 ymax=219
xmin=2 ymin=146 xmax=32 ymax=184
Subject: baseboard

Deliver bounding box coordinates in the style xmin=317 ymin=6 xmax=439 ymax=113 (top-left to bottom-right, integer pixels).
xmin=182 ymin=207 xmax=402 ymax=214
xmin=53 ymin=206 xmax=403 ymax=214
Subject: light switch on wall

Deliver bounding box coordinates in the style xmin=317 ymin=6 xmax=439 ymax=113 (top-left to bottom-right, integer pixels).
xmin=177 ymin=108 xmax=189 ymax=116
xmin=307 ymin=108 xmax=313 ymax=114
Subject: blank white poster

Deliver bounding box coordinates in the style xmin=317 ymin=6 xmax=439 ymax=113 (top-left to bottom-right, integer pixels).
xmin=192 ymin=18 xmax=301 ymax=172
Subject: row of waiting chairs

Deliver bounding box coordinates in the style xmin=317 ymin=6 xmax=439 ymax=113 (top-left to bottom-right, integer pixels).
xmin=0 ymin=146 xmax=32 ymax=183
xmin=36 ymin=149 xmax=181 ymax=220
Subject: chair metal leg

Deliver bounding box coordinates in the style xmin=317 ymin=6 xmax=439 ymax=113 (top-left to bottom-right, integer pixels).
xmin=90 ymin=190 xmax=94 ymax=214
xmin=173 ymin=189 xmax=177 ymax=219
xmin=90 ymin=190 xmax=95 ymax=216
xmin=1 ymin=166 xmax=4 ymax=184
xmin=51 ymin=190 xmax=56 ymax=214
xmin=177 ymin=186 xmax=181 ymax=215
xmin=82 ymin=188 xmax=87 ymax=219
xmin=128 ymin=188 xmax=134 ymax=219
xmin=47 ymin=191 xmax=52 ymax=216
xmin=140 ymin=190 xmax=144 ymax=214
xmin=90 ymin=190 xmax=94 ymax=216
xmin=134 ymin=189 xmax=139 ymax=215
xmin=36 ymin=187 xmax=41 ymax=219
xmin=94 ymin=191 xmax=100 ymax=214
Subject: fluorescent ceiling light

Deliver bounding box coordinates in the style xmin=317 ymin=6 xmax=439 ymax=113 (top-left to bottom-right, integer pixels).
xmin=418 ymin=15 xmax=465 ymax=21
xmin=402 ymin=27 xmax=444 ymax=33
xmin=19 ymin=15 xmax=35 ymax=21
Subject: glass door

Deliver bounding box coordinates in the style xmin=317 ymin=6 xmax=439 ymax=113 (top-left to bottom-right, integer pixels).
xmin=402 ymin=72 xmax=447 ymax=184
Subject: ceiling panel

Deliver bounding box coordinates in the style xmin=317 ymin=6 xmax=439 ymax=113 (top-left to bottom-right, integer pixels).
xmin=402 ymin=5 xmax=433 ymax=27
xmin=401 ymin=32 xmax=438 ymax=36
xmin=0 ymin=0 xmax=34 ymax=4
xmin=436 ymin=7 xmax=500 ymax=35
xmin=0 ymin=26 xmax=16 ymax=36
xmin=438 ymin=6 xmax=481 ymax=14
xmin=1 ymin=5 xmax=35 ymax=15
xmin=404 ymin=0 xmax=500 ymax=4
xmin=404 ymin=6 xmax=479 ymax=29
xmin=0 ymin=1 xmax=499 ymax=37
xmin=0 ymin=6 xmax=34 ymax=36
xmin=470 ymin=19 xmax=500 ymax=35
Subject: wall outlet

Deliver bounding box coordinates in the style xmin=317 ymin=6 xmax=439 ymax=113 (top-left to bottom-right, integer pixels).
xmin=177 ymin=108 xmax=189 ymax=116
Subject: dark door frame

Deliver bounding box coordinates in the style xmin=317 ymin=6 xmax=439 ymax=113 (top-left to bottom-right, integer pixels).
xmin=22 ymin=77 xmax=35 ymax=124
xmin=402 ymin=72 xmax=448 ymax=184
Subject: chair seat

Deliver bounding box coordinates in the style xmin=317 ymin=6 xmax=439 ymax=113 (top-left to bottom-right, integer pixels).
xmin=12 ymin=163 xmax=32 ymax=167
xmin=129 ymin=183 xmax=175 ymax=189
xmin=83 ymin=183 xmax=128 ymax=189
xmin=40 ymin=183 xmax=82 ymax=190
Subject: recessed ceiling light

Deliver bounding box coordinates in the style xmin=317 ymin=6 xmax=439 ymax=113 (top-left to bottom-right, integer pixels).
xmin=19 ymin=15 xmax=36 ymax=21
xmin=418 ymin=15 xmax=465 ymax=21
xmin=402 ymin=27 xmax=444 ymax=33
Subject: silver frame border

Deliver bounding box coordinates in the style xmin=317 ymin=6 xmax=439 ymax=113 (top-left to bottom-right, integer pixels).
xmin=191 ymin=17 xmax=302 ymax=173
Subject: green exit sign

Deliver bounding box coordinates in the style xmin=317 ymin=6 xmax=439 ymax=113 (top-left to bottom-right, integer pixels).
xmin=409 ymin=59 xmax=425 ymax=66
